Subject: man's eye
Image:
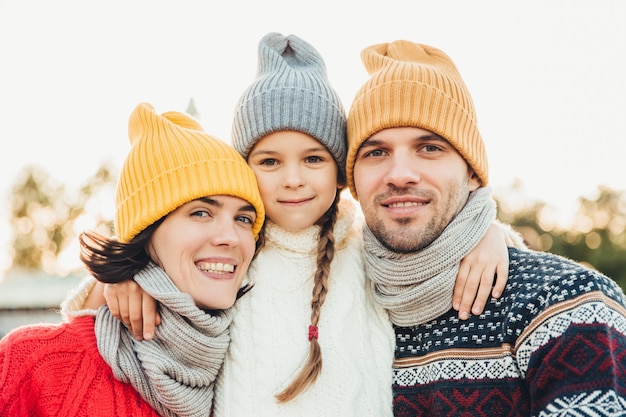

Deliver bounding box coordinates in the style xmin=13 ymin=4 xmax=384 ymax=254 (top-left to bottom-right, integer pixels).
xmin=366 ymin=149 xmax=386 ymax=158
xmin=422 ymin=144 xmax=442 ymax=153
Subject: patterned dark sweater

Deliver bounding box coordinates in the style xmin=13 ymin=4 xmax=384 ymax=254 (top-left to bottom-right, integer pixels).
xmin=393 ymin=248 xmax=626 ymax=417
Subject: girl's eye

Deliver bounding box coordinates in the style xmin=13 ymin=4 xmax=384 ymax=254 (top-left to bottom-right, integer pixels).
xmin=260 ymin=158 xmax=278 ymax=166
xmin=305 ymin=155 xmax=323 ymax=163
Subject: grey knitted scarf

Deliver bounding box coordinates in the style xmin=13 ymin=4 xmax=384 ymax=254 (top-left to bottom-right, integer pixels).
xmin=95 ymin=262 xmax=231 ymax=417
xmin=363 ymin=187 xmax=496 ymax=327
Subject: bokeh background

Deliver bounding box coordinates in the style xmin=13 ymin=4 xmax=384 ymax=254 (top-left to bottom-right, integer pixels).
xmin=1 ymin=0 xmax=625 ymax=335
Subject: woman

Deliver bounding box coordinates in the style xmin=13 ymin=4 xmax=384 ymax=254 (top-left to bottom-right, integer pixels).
xmin=0 ymin=102 xmax=264 ymax=417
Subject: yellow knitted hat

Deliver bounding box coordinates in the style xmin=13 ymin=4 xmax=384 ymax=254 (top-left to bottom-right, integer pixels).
xmin=116 ymin=102 xmax=265 ymax=243
xmin=346 ymin=41 xmax=488 ymax=199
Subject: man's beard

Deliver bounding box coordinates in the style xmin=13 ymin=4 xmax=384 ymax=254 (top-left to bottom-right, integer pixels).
xmin=367 ymin=215 xmax=447 ymax=254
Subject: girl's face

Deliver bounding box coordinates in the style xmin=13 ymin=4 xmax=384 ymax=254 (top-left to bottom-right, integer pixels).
xmin=147 ymin=195 xmax=257 ymax=310
xmin=247 ymin=131 xmax=341 ymax=232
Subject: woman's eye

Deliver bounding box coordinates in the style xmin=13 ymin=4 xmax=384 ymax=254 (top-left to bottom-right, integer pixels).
xmin=236 ymin=215 xmax=254 ymax=225
xmin=260 ymin=158 xmax=278 ymax=166
xmin=191 ymin=209 xmax=210 ymax=218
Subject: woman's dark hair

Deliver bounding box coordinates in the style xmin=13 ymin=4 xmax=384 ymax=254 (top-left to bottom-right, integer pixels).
xmin=79 ymin=219 xmax=162 ymax=285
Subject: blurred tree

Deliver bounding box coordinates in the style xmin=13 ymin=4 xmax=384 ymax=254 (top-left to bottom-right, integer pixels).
xmin=7 ymin=164 xmax=626 ymax=292
xmin=497 ymin=186 xmax=626 ymax=291
xmin=9 ymin=164 xmax=116 ymax=275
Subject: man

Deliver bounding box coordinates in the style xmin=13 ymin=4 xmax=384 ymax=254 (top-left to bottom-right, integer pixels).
xmin=344 ymin=40 xmax=626 ymax=416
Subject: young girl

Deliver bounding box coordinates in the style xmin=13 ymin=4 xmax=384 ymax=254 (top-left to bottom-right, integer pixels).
xmin=0 ymin=102 xmax=264 ymax=417
xmin=69 ymin=34 xmax=524 ymax=416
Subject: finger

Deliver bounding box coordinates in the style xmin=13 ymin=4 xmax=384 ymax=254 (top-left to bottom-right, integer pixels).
xmin=471 ymin=268 xmax=495 ymax=316
xmin=128 ymin=293 xmax=146 ymax=341
xmin=453 ymin=259 xmax=471 ymax=311
xmin=116 ymin=293 xmax=132 ymax=330
xmin=492 ymin=257 xmax=509 ymax=299
xmin=458 ymin=266 xmax=480 ymax=320
xmin=141 ymin=296 xmax=159 ymax=341
xmin=103 ymin=284 xmax=122 ymax=321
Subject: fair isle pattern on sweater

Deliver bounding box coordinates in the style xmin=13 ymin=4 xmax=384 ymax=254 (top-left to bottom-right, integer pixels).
xmin=392 ymin=248 xmax=626 ymax=417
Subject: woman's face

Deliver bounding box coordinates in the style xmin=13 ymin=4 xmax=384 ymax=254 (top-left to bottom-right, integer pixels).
xmin=147 ymin=195 xmax=257 ymax=310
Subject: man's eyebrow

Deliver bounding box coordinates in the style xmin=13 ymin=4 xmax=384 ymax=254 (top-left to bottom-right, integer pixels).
xmin=420 ymin=133 xmax=447 ymax=142
xmin=360 ymin=138 xmax=385 ymax=147
xmin=361 ymin=133 xmax=446 ymax=146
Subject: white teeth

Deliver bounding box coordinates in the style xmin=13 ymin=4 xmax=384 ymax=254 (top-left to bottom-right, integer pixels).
xmin=197 ymin=262 xmax=235 ymax=274
xmin=388 ymin=201 xmax=422 ymax=208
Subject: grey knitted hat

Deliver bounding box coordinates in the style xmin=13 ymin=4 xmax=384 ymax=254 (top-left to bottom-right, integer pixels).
xmin=232 ymin=32 xmax=347 ymax=170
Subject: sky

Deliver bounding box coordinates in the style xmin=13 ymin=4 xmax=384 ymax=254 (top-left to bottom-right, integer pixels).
xmin=1 ymin=0 xmax=625 ymax=275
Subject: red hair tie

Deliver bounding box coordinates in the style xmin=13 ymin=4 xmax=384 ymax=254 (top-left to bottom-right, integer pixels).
xmin=308 ymin=325 xmax=318 ymax=341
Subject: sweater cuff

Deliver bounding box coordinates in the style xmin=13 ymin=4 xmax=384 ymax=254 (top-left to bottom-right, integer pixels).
xmin=60 ymin=275 xmax=99 ymax=321
xmin=495 ymin=220 xmax=528 ymax=250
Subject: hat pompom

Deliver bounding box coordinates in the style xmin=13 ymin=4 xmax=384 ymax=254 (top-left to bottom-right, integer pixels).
xmin=232 ymin=32 xmax=347 ymax=170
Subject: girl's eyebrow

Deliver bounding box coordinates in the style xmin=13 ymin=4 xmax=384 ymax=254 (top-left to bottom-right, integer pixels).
xmin=249 ymin=149 xmax=279 ymax=157
xmin=250 ymin=145 xmax=328 ymax=156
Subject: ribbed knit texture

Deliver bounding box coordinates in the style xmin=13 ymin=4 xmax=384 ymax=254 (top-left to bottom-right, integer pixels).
xmin=213 ymin=199 xmax=395 ymax=417
xmin=117 ymin=102 xmax=264 ymax=242
xmin=231 ymin=32 xmax=347 ymax=170
xmin=96 ymin=262 xmax=231 ymax=417
xmin=0 ymin=316 xmax=161 ymax=417
xmin=346 ymin=40 xmax=488 ymax=199
xmin=363 ymin=186 xmax=496 ymax=326
xmin=391 ymin=247 xmax=626 ymax=416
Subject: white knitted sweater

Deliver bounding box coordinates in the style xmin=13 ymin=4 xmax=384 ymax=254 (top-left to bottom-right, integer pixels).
xmin=213 ymin=199 xmax=395 ymax=417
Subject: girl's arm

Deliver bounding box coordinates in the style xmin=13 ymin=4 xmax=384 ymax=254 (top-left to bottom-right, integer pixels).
xmin=61 ymin=276 xmax=160 ymax=341
xmin=453 ymin=221 xmax=527 ymax=320
xmin=103 ymin=221 xmax=527 ymax=333
xmin=103 ymin=281 xmax=160 ymax=340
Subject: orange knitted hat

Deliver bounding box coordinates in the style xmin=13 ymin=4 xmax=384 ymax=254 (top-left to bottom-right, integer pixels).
xmin=346 ymin=41 xmax=488 ymax=199
xmin=116 ymin=103 xmax=265 ymax=242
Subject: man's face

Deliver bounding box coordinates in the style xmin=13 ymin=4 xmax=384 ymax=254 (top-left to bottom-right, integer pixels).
xmin=353 ymin=127 xmax=480 ymax=253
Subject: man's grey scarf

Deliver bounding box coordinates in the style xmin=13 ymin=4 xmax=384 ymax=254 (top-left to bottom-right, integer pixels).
xmin=95 ymin=262 xmax=231 ymax=417
xmin=363 ymin=187 xmax=496 ymax=327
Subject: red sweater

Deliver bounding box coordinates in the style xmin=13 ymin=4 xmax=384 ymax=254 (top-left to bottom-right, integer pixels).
xmin=0 ymin=316 xmax=161 ymax=417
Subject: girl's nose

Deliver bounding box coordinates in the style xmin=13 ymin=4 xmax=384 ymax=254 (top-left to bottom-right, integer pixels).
xmin=282 ymin=165 xmax=305 ymax=188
